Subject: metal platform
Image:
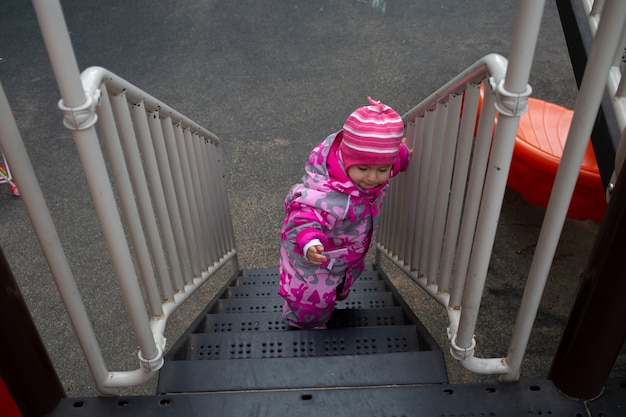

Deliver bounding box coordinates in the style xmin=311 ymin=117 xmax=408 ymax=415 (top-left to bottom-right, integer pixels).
xmin=157 ymin=266 xmax=448 ymax=393
xmin=47 ymin=379 xmax=626 ymax=417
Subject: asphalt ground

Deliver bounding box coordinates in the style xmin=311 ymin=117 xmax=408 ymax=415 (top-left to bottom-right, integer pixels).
xmin=0 ymin=0 xmax=616 ymax=397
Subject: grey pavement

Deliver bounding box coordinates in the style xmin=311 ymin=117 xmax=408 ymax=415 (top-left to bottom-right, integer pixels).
xmin=0 ymin=0 xmax=613 ymax=397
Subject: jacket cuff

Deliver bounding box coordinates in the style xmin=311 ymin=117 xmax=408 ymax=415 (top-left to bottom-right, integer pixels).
xmin=296 ymin=229 xmax=327 ymax=255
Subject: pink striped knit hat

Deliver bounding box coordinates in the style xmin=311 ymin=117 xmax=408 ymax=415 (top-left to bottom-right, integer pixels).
xmin=340 ymin=97 xmax=404 ymax=170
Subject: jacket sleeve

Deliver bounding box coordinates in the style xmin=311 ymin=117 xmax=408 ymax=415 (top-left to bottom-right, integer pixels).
xmin=391 ymin=143 xmax=411 ymax=176
xmin=282 ymin=187 xmax=335 ymax=256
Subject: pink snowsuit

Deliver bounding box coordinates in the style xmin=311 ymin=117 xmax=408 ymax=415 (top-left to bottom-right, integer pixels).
xmin=279 ymin=130 xmax=410 ymax=328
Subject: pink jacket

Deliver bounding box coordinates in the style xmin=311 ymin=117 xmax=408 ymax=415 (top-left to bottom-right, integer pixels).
xmin=279 ymin=131 xmax=409 ymax=317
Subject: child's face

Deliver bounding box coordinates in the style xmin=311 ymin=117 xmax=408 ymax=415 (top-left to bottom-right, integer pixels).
xmin=347 ymin=165 xmax=392 ymax=189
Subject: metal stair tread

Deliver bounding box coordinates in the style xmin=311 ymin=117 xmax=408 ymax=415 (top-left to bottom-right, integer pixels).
xmin=198 ymin=307 xmax=409 ymax=333
xmin=157 ymin=350 xmax=448 ymax=392
xmin=212 ymin=292 xmax=396 ymax=314
xmin=175 ymin=325 xmax=423 ymax=361
xmin=234 ymin=268 xmax=381 ymax=286
xmin=225 ymin=279 xmax=389 ymax=298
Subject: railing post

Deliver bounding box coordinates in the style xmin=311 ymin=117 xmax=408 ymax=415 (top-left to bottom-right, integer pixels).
xmin=502 ymin=0 xmax=626 ymax=382
xmin=455 ymin=0 xmax=542 ymax=357
xmin=549 ymin=141 xmax=626 ymax=400
xmin=32 ymin=0 xmax=161 ymax=391
xmin=0 ymin=246 xmax=66 ymax=416
xmin=0 ymin=76 xmax=115 ymax=394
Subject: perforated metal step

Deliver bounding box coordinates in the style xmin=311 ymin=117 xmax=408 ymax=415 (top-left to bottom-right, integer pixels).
xmin=225 ymin=279 xmax=388 ymax=298
xmin=174 ymin=325 xmax=421 ymax=361
xmin=212 ymin=292 xmax=396 ymax=314
xmin=158 ymin=266 xmax=448 ymax=393
xmin=233 ymin=266 xmax=381 ymax=285
xmin=198 ymin=307 xmax=409 ymax=333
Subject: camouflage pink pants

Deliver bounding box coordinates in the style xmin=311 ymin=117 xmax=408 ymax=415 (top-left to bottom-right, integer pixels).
xmin=278 ymin=246 xmax=361 ymax=329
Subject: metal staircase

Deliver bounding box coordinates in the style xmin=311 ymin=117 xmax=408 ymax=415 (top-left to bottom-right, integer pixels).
xmin=156 ymin=265 xmax=448 ymax=393
xmin=42 ymin=266 xmax=600 ymax=417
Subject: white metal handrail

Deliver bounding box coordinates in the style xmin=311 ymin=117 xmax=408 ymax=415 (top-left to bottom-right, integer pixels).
xmin=377 ymin=53 xmax=520 ymax=376
xmin=378 ymin=0 xmax=545 ymax=379
xmin=378 ymin=0 xmax=626 ymax=382
xmin=20 ymin=0 xmax=239 ymax=395
xmin=76 ymin=66 xmax=239 ymax=390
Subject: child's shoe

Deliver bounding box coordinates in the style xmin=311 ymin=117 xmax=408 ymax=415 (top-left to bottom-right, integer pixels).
xmin=336 ymin=289 xmax=350 ymax=301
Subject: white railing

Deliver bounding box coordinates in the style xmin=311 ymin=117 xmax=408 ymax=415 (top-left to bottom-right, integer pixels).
xmin=3 ymin=0 xmax=240 ymax=396
xmin=377 ymin=53 xmax=518 ymax=376
xmin=580 ymin=0 xmax=626 ymax=194
xmin=378 ymin=0 xmax=626 ymax=382
xmin=1 ymin=68 xmax=238 ymax=395
xmin=73 ymin=66 xmax=238 ymax=390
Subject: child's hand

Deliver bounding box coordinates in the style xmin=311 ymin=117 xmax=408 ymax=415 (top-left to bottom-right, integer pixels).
xmin=306 ymin=245 xmax=327 ymax=265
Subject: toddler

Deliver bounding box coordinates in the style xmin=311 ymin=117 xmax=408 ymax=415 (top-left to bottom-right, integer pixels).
xmin=278 ymin=97 xmax=412 ymax=329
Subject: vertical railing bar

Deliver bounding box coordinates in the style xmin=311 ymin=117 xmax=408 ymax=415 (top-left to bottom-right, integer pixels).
xmin=378 ymin=175 xmax=390 ymax=250
xmin=174 ymin=124 xmax=204 ymax=275
xmin=613 ymin=24 xmax=626 ymax=99
xmin=395 ymin=120 xmax=415 ymax=264
xmin=204 ymin=139 xmax=226 ymax=260
xmin=427 ymin=92 xmax=463 ymax=287
xmin=162 ymin=118 xmax=203 ymax=278
xmin=393 ymin=169 xmax=407 ymax=263
xmin=130 ymin=102 xmax=184 ymax=294
xmin=403 ymin=116 xmax=423 ymax=270
xmin=175 ymin=124 xmax=208 ymax=276
xmin=203 ymin=140 xmax=225 ymax=257
xmin=205 ymin=143 xmax=232 ymax=253
xmin=111 ymin=94 xmax=174 ymax=300
xmin=378 ymin=173 xmax=390 ymax=252
xmin=414 ymin=110 xmax=435 ymax=272
xmin=611 ymin=24 xmax=626 ymax=68
xmin=378 ymin=125 xmax=398 ymax=254
xmin=420 ymin=101 xmax=448 ymax=281
xmin=99 ymin=91 xmax=164 ymax=315
xmin=439 ymin=82 xmax=482 ymax=293
xmin=195 ymin=135 xmax=217 ymax=258
xmin=194 ymin=134 xmax=215 ymax=264
xmin=591 ymin=0 xmax=606 ymax=17
xmin=219 ymin=145 xmax=238 ymax=255
xmin=449 ymin=83 xmax=498 ymax=307
xmin=206 ymin=140 xmax=229 ymax=253
xmin=205 ymin=140 xmax=229 ymax=257
xmin=193 ymin=133 xmax=219 ymax=263
xmin=148 ymin=111 xmax=193 ymax=288
xmin=392 ymin=120 xmax=409 ymax=262
xmin=185 ymin=131 xmax=208 ymax=258
xmin=386 ymin=132 xmax=406 ymax=262
xmin=382 ymin=114 xmax=410 ymax=260
xmin=183 ymin=129 xmax=211 ymax=269
xmin=615 ymin=67 xmax=626 ymax=99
